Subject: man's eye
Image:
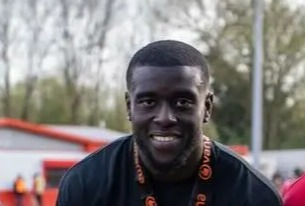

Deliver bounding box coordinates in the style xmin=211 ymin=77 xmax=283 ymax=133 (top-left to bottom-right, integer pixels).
xmin=138 ymin=99 xmax=156 ymax=107
xmin=176 ymin=98 xmax=193 ymax=108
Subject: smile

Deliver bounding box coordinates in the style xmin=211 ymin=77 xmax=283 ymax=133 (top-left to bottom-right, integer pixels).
xmin=149 ymin=134 xmax=181 ymax=152
xmin=152 ymin=136 xmax=177 ymax=142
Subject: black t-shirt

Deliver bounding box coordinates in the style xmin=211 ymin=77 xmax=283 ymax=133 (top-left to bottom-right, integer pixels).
xmin=56 ymin=135 xmax=282 ymax=206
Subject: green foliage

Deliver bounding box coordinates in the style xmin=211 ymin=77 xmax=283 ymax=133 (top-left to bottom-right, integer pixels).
xmin=203 ymin=121 xmax=219 ymax=141
xmin=152 ymin=0 xmax=305 ymax=148
xmin=5 ymin=76 xmax=131 ymax=133
xmin=102 ymin=90 xmax=132 ymax=133
xmin=34 ymin=77 xmax=70 ymax=124
xmin=209 ymin=0 xmax=305 ymax=148
xmin=1 ymin=0 xmax=305 ymax=149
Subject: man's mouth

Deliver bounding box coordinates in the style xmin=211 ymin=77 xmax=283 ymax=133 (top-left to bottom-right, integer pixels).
xmin=152 ymin=136 xmax=176 ymax=142
xmin=149 ymin=135 xmax=181 ymax=151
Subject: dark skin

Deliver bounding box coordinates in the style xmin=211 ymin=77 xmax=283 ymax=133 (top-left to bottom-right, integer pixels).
xmin=126 ymin=66 xmax=213 ymax=181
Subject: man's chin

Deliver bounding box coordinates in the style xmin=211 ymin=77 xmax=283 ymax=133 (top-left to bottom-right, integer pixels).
xmin=150 ymin=160 xmax=175 ymax=173
xmin=136 ymin=139 xmax=186 ymax=172
xmin=149 ymin=153 xmax=184 ymax=173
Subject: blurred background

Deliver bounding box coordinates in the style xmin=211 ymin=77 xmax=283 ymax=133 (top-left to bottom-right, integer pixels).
xmin=1 ymin=0 xmax=305 ymax=205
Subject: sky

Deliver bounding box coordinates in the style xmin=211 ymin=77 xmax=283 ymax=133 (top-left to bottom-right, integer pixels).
xmin=4 ymin=0 xmax=305 ymax=87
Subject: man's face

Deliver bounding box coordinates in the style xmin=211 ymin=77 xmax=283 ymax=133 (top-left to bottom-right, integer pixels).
xmin=126 ymin=66 xmax=212 ymax=171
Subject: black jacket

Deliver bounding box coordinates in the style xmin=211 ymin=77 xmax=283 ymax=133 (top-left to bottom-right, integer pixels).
xmin=56 ymin=135 xmax=282 ymax=206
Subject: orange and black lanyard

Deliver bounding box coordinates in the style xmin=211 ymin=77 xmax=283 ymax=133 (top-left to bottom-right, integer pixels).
xmin=133 ymin=137 xmax=214 ymax=206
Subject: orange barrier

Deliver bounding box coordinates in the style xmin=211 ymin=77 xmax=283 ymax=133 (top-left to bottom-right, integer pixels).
xmin=228 ymin=145 xmax=249 ymax=156
xmin=0 ymin=189 xmax=58 ymax=206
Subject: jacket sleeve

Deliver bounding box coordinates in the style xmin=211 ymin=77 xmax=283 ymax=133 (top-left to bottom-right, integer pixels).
xmin=248 ymin=195 xmax=283 ymax=206
xmin=246 ymin=181 xmax=283 ymax=206
xmin=56 ymin=170 xmax=85 ymax=206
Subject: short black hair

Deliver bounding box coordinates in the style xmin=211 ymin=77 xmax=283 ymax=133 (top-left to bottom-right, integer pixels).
xmin=294 ymin=168 xmax=303 ymax=177
xmin=126 ymin=40 xmax=210 ymax=90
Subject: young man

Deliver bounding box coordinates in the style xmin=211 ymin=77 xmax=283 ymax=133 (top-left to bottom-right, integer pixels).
xmin=283 ymin=174 xmax=305 ymax=206
xmin=281 ymin=168 xmax=303 ymax=197
xmin=13 ymin=175 xmax=27 ymax=206
xmin=32 ymin=173 xmax=46 ymax=206
xmin=56 ymin=40 xmax=282 ymax=206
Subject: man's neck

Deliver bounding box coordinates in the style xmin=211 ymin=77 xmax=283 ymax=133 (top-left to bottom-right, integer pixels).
xmin=139 ymin=136 xmax=204 ymax=182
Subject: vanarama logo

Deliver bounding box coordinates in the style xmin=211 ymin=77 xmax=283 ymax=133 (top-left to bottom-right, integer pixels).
xmin=199 ymin=138 xmax=212 ymax=181
xmin=135 ymin=164 xmax=145 ymax=184
xmin=145 ymin=196 xmax=157 ymax=206
xmin=133 ymin=142 xmax=145 ymax=184
xmin=196 ymin=194 xmax=207 ymax=206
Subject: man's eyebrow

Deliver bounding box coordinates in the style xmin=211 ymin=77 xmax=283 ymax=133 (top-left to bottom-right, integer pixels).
xmin=172 ymin=90 xmax=197 ymax=99
xmin=135 ymin=91 xmax=156 ymax=98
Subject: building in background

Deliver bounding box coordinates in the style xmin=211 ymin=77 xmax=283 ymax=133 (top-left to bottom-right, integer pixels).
xmin=1 ymin=118 xmax=304 ymax=206
xmin=0 ymin=118 xmax=126 ymax=206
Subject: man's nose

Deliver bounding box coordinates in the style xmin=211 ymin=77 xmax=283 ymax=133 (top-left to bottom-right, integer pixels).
xmin=153 ymin=104 xmax=177 ymax=127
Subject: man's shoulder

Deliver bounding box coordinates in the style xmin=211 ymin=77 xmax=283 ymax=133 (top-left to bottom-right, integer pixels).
xmin=85 ymin=135 xmax=133 ymax=160
xmin=213 ymin=141 xmax=282 ymax=205
xmin=56 ymin=135 xmax=133 ymax=205
xmin=60 ymin=135 xmax=133 ymax=183
xmin=73 ymin=135 xmax=131 ymax=168
xmin=214 ymin=141 xmax=273 ymax=186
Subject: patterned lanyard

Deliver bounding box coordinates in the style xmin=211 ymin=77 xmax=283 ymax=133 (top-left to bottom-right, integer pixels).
xmin=133 ymin=137 xmax=214 ymax=206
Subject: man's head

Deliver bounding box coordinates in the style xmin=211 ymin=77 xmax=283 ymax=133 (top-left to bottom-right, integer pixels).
xmin=126 ymin=40 xmax=210 ymax=90
xmin=294 ymin=168 xmax=303 ymax=178
xmin=125 ymin=40 xmax=213 ymax=173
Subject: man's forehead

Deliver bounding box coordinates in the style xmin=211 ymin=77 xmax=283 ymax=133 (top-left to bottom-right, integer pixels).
xmin=132 ymin=65 xmax=203 ymax=83
xmin=130 ymin=66 xmax=206 ymax=94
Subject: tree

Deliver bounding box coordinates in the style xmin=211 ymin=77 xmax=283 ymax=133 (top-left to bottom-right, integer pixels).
xmin=150 ymin=0 xmax=305 ymax=148
xmin=10 ymin=77 xmax=71 ymax=123
xmin=54 ymin=0 xmax=119 ymax=124
xmin=19 ymin=0 xmax=56 ymax=120
xmin=0 ymin=0 xmax=15 ymax=117
xmin=34 ymin=77 xmax=69 ymax=124
xmin=262 ymin=1 xmax=305 ymax=148
xmin=102 ymin=89 xmax=131 ymax=133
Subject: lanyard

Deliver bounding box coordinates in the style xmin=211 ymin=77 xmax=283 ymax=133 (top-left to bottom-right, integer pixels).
xmin=133 ymin=137 xmax=214 ymax=206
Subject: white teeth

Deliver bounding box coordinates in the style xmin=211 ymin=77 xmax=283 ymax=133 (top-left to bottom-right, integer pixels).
xmin=152 ymin=136 xmax=175 ymax=142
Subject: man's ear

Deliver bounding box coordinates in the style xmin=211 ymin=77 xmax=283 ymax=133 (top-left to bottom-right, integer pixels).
xmin=125 ymin=92 xmax=131 ymax=121
xmin=203 ymin=91 xmax=214 ymax=123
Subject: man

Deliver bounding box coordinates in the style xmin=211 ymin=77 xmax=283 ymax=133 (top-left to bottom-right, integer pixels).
xmin=272 ymin=172 xmax=284 ymax=194
xmin=32 ymin=173 xmax=46 ymax=206
xmin=56 ymin=40 xmax=282 ymax=206
xmin=281 ymin=167 xmax=303 ymax=197
xmin=283 ymin=174 xmax=305 ymax=206
xmin=13 ymin=175 xmax=27 ymax=206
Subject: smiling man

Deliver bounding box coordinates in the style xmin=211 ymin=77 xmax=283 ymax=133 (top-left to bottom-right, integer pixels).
xmin=56 ymin=40 xmax=282 ymax=206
